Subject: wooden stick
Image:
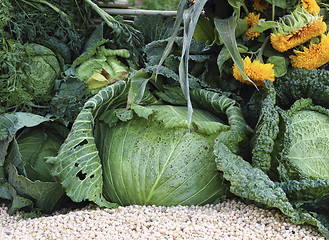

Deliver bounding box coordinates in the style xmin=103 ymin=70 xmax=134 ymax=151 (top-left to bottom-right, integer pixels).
xmin=102 ymin=8 xmax=177 ymax=17
xmin=97 ymin=1 xmax=129 ymax=9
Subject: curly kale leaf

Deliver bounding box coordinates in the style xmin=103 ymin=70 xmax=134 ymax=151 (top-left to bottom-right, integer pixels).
xmin=250 ymin=80 xmax=280 ymax=176
xmin=50 ymin=76 xmax=92 ymax=124
xmin=275 ymin=68 xmax=329 ymax=109
xmin=214 ymin=139 xmax=329 ymax=238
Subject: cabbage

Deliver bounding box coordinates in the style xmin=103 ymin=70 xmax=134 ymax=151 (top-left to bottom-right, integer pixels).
xmin=0 ymin=113 xmax=68 ymax=214
xmin=281 ymin=99 xmax=329 ymax=181
xmin=214 ymin=80 xmax=329 ymax=238
xmin=48 ymin=81 xmax=253 ymax=207
xmin=22 ymin=43 xmax=61 ymax=102
xmin=96 ymin=105 xmax=229 ymax=206
xmin=0 ymin=42 xmax=61 ymax=111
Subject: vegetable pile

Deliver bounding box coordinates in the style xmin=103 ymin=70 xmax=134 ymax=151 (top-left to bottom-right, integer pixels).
xmin=1 ymin=0 xmax=329 ymax=238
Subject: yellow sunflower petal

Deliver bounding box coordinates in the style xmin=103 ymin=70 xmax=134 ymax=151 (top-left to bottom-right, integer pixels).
xmin=270 ymin=17 xmax=327 ymax=52
xmin=244 ymin=12 xmax=264 ymax=40
xmin=233 ymin=57 xmax=275 ymax=86
xmin=301 ymin=0 xmax=320 ymax=16
xmin=290 ymin=34 xmax=329 ymax=69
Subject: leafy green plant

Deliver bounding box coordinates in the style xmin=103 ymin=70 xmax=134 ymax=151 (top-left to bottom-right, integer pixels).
xmin=85 ymin=0 xmax=144 ymax=66
xmin=1 ymin=0 xmax=93 ymax=62
xmin=47 ymin=80 xmax=252 ymax=207
xmin=129 ymin=0 xmax=180 ymax=11
xmin=0 ymin=42 xmax=61 ymax=112
xmin=0 ymin=113 xmax=69 ymax=214
xmin=215 ymin=78 xmax=329 ymax=238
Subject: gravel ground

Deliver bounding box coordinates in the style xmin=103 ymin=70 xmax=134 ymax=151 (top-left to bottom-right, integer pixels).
xmin=0 ymin=198 xmax=325 ymax=240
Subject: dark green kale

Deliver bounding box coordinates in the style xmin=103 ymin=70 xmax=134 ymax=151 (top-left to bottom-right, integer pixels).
xmin=275 ymin=68 xmax=329 ymax=109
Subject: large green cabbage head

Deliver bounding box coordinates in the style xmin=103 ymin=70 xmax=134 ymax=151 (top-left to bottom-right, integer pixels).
xmin=96 ymin=104 xmax=229 ymax=206
xmin=48 ymin=81 xmax=252 ymax=208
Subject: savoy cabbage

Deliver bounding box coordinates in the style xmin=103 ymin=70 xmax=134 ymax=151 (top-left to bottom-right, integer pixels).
xmin=215 ymin=79 xmax=329 ymax=238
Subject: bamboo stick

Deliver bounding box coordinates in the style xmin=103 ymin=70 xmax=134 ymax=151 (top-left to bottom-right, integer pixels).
xmin=102 ymin=8 xmax=177 ymax=17
xmin=97 ymin=1 xmax=129 ymax=9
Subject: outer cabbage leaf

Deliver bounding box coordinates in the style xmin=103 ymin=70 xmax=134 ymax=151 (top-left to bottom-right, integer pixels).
xmin=189 ymin=87 xmax=253 ymax=136
xmin=48 ymin=81 xmax=128 ymax=208
xmin=6 ymin=162 xmax=64 ymax=213
xmin=0 ymin=183 xmax=33 ymax=215
xmin=0 ymin=112 xmax=49 ymax=167
xmin=0 ymin=113 xmax=67 ymax=213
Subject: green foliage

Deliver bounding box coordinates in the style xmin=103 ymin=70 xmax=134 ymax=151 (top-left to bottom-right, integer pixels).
xmin=85 ymin=0 xmax=144 ymax=66
xmin=1 ymin=1 xmax=329 ymax=238
xmin=0 ymin=42 xmax=61 ymax=112
xmin=49 ymin=76 xmax=91 ymax=124
xmin=275 ymin=68 xmax=329 ymax=109
xmin=129 ymin=0 xmax=180 ymax=11
xmin=2 ymin=0 xmax=93 ymax=61
xmin=0 ymin=40 xmax=32 ymax=112
xmin=133 ymin=15 xmax=177 ymax=44
xmin=48 ymin=80 xmax=252 ymax=207
xmin=0 ymin=113 xmax=69 ymax=214
xmin=228 ymin=80 xmax=329 ymax=238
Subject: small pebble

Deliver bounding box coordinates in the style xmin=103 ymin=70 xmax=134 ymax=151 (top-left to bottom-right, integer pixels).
xmin=0 ymin=198 xmax=325 ymax=240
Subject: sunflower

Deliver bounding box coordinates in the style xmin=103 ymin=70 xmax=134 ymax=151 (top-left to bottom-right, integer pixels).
xmin=301 ymin=0 xmax=320 ymax=16
xmin=271 ymin=16 xmax=327 ymax=52
xmin=233 ymin=57 xmax=275 ymax=86
xmin=290 ymin=34 xmax=329 ymax=69
xmin=252 ymin=0 xmax=269 ymax=12
xmin=244 ymin=12 xmax=264 ymax=40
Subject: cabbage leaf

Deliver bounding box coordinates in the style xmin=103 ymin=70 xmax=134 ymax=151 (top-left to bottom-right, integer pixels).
xmin=221 ymin=80 xmax=329 ymax=238
xmin=48 ymin=80 xmax=252 ymax=208
xmin=0 ymin=113 xmax=67 ymax=214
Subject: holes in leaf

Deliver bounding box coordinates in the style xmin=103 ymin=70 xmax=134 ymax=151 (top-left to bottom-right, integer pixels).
xmin=74 ymin=163 xmax=79 ymax=167
xmin=90 ymin=174 xmax=94 ymax=179
xmin=76 ymin=170 xmax=86 ymax=180
xmin=70 ymin=139 xmax=88 ymax=151
xmin=77 ymin=139 xmax=88 ymax=147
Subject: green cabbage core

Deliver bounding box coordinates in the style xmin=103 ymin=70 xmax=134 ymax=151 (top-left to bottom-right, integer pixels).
xmin=96 ymin=106 xmax=228 ymax=206
xmin=288 ymin=110 xmax=329 ymax=179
